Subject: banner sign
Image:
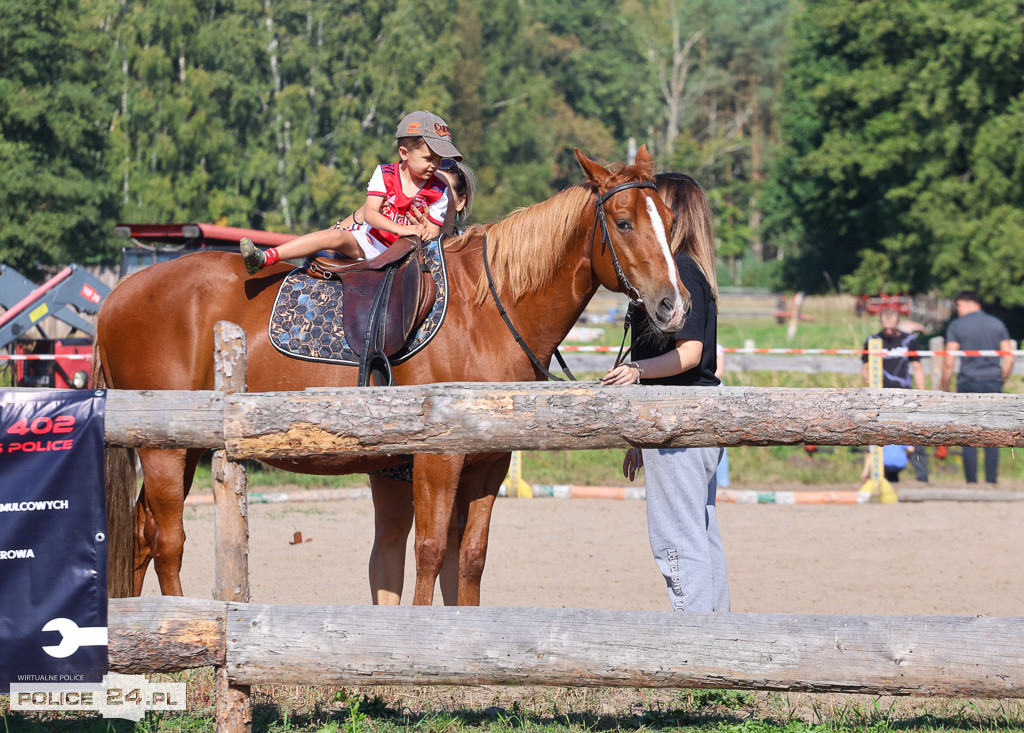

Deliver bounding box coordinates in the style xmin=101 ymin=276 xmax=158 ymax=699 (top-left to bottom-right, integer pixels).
xmin=0 ymin=389 xmax=107 ymax=693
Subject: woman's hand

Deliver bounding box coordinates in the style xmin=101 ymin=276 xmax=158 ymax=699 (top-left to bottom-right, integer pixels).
xmin=601 ymin=361 xmax=642 ymax=386
xmin=622 ymin=448 xmax=644 ymax=481
xmin=403 ymin=203 xmax=431 ymax=239
xmin=408 ymin=202 xmax=428 ymax=226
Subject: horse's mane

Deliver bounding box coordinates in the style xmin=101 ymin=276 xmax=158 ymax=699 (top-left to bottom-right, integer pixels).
xmin=656 ymin=172 xmax=719 ymax=304
xmin=448 ymin=161 xmax=657 ymax=305
xmin=468 ymin=186 xmax=591 ymax=304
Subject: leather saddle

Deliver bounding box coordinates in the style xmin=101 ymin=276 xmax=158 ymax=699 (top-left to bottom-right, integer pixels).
xmin=306 ymin=237 xmax=436 ymax=386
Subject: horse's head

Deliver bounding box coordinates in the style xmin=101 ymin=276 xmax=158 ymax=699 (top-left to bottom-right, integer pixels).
xmin=575 ymin=145 xmax=689 ymax=333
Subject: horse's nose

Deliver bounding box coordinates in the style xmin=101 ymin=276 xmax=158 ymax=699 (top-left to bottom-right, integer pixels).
xmin=656 ymin=295 xmax=688 ymax=330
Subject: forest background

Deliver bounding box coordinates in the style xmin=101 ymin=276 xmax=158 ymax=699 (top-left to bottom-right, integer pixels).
xmin=2 ymin=0 xmax=1023 ymax=320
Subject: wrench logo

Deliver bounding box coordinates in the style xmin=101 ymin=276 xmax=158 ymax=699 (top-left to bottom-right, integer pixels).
xmin=41 ymin=617 xmax=108 ymax=658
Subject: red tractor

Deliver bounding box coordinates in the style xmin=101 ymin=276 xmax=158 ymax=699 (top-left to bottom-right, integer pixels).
xmin=0 ymin=264 xmax=109 ymax=388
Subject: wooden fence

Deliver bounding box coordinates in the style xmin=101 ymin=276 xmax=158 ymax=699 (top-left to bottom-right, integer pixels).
xmin=102 ymin=383 xmax=1024 ymax=457
xmin=92 ymin=323 xmax=1024 ymax=730
xmin=107 ymin=597 xmax=1024 ymax=698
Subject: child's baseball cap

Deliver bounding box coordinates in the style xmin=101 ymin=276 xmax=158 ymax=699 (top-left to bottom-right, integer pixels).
xmin=396 ymin=111 xmax=463 ymax=160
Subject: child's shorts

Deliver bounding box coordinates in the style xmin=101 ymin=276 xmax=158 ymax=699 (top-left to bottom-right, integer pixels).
xmin=334 ymin=220 xmax=388 ymax=259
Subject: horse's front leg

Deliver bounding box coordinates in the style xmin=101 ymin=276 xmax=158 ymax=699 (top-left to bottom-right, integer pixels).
xmin=411 ymin=454 xmax=465 ymax=605
xmin=456 ymin=453 xmax=512 ymax=606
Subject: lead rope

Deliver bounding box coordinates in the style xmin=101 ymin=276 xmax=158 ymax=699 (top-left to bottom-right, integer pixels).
xmin=613 ymin=303 xmax=633 ymax=369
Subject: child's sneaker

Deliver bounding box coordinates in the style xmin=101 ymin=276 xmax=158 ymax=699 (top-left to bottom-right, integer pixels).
xmin=240 ymin=238 xmax=265 ymax=275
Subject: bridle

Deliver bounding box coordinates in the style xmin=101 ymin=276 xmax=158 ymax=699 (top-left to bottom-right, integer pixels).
xmin=593 ymin=180 xmax=658 ymax=308
xmin=483 ymin=179 xmax=659 ymax=382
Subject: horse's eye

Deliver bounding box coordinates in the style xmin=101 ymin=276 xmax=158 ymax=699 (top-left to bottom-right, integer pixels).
xmin=616 ymin=219 xmax=633 ymax=231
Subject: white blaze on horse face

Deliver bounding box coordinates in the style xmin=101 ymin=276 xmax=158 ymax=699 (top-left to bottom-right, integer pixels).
xmin=644 ymin=195 xmax=684 ymax=309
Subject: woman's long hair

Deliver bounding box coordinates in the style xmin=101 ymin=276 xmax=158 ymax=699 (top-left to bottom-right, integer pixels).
xmin=656 ymin=172 xmax=718 ymax=306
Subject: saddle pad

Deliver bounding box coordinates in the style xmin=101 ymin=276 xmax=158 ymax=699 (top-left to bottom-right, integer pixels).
xmin=269 ymin=239 xmax=449 ymax=366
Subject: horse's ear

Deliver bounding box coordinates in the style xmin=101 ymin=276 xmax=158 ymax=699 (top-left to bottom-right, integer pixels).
xmin=633 ymin=144 xmax=654 ymax=176
xmin=574 ymin=148 xmax=611 ymax=188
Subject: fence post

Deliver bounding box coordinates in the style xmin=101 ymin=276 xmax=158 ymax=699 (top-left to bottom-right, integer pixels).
xmin=859 ymin=337 xmax=897 ymax=503
xmin=213 ymin=321 xmax=252 ymax=732
xmin=929 ymin=336 xmax=944 ymax=390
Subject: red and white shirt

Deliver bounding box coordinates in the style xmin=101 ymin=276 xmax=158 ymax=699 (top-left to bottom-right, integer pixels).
xmin=366 ymin=162 xmax=449 ymax=246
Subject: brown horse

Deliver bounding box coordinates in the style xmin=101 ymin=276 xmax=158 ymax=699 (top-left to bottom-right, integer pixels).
xmin=93 ymin=146 xmax=690 ymax=604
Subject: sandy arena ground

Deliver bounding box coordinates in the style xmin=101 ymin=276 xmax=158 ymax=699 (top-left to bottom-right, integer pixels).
xmin=143 ymin=493 xmax=1024 ymax=616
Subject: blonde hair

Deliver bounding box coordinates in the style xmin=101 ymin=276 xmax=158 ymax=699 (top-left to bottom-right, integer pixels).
xmin=443 ymin=186 xmax=596 ymax=305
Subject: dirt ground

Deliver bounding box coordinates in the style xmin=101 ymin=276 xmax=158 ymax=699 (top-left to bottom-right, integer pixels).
xmin=145 ymin=492 xmax=1024 ymax=616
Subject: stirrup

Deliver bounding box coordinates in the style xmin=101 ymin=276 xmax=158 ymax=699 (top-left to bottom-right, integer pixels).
xmin=240 ymin=237 xmax=264 ymax=275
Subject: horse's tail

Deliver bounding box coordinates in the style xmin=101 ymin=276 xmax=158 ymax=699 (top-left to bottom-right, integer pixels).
xmin=91 ymin=343 xmax=136 ymax=598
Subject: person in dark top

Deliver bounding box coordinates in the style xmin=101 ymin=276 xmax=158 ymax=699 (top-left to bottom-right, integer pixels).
xmin=601 ymin=172 xmax=728 ymax=612
xmin=940 ymin=291 xmax=1015 ymax=483
xmin=860 ymin=309 xmax=929 ymax=481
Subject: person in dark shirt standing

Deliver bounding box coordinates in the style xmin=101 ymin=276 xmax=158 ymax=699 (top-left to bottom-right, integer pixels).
xmin=940 ymin=291 xmax=1015 ymax=483
xmin=602 ymin=172 xmax=728 ymax=612
xmin=860 ymin=309 xmax=929 ymax=482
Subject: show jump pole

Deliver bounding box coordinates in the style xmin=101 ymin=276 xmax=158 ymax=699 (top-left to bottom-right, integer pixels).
xmin=94 ymin=383 xmax=1024 ymax=459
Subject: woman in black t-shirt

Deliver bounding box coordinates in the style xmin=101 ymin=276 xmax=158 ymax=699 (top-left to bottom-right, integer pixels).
xmin=601 ymin=172 xmax=729 ymax=612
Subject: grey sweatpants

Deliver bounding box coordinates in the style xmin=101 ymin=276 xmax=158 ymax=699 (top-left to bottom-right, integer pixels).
xmin=642 ymin=446 xmax=730 ymax=612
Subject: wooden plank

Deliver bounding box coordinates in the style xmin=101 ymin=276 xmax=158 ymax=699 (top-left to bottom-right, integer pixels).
xmin=108 ymin=597 xmax=225 ymax=673
xmin=83 ymin=384 xmax=1024 ymax=454
xmin=213 ymin=322 xmax=250 ymax=603
xmin=726 ymin=354 xmax=862 ymax=374
xmin=213 ymin=321 xmax=253 ymax=733
xmin=226 ymin=604 xmax=1024 ymax=697
xmin=221 ymin=384 xmax=1024 ymax=459
xmin=104 ymin=388 xmax=223 ymax=448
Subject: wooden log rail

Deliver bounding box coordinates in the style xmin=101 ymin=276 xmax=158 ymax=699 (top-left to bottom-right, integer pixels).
xmin=108 ymin=598 xmax=1024 ymax=697
xmin=97 ymin=384 xmax=1024 ymax=458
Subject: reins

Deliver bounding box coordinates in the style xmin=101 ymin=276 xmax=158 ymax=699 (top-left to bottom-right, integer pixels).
xmin=482 ymin=234 xmax=577 ymax=382
xmin=483 ymin=179 xmax=657 ymax=381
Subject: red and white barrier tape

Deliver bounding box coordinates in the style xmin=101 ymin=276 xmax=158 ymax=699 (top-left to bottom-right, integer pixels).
xmin=558 ymin=346 xmax=1021 ymax=357
xmin=2 ymin=348 xmax=1018 ymax=360
xmin=724 ymin=347 xmax=1020 ymax=357
xmin=0 ymin=354 xmax=93 ymax=361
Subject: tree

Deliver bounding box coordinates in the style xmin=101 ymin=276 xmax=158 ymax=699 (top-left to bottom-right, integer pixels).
xmin=0 ymin=0 xmax=809 ymax=270
xmin=628 ymin=0 xmax=791 ymax=284
xmin=107 ymin=0 xmax=272 ymax=227
xmin=765 ymin=0 xmax=1024 ymax=304
xmin=0 ymin=0 xmax=119 ymax=276
xmin=528 ymin=0 xmax=651 ymax=170
xmin=451 ymin=0 xmax=564 ymax=220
